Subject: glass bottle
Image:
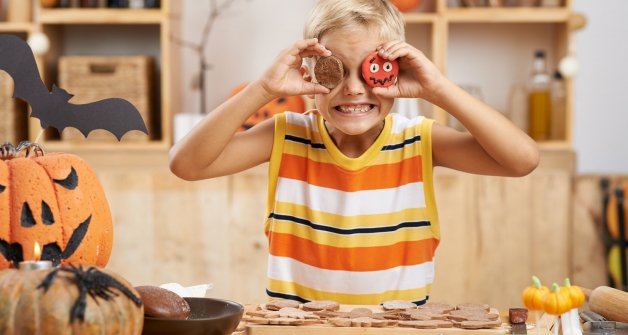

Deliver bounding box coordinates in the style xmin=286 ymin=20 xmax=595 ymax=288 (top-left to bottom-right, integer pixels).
xmin=527 ymin=50 xmax=552 ymax=141
xmin=550 ymin=70 xmax=566 ymax=140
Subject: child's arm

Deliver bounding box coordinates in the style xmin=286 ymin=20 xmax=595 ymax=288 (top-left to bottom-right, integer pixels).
xmin=373 ymin=41 xmax=539 ymax=177
xmin=169 ymin=39 xmax=331 ymax=180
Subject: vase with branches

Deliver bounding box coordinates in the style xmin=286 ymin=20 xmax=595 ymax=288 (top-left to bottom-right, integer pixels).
xmin=172 ymin=0 xmax=251 ymax=114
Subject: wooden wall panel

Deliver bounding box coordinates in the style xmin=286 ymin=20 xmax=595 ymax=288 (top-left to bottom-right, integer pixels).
xmin=430 ymin=151 xmax=574 ymax=310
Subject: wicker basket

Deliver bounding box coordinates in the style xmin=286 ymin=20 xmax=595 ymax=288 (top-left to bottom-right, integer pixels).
xmin=58 ymin=56 xmax=154 ymax=142
xmin=0 ymin=71 xmax=16 ymax=143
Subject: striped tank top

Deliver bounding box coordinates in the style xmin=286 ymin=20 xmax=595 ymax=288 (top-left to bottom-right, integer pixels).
xmin=265 ymin=111 xmax=439 ymax=305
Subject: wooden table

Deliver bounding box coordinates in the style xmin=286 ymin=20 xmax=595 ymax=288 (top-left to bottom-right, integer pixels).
xmin=241 ymin=305 xmax=556 ymax=335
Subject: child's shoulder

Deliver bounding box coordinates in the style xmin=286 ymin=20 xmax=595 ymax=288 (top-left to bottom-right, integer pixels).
xmin=281 ymin=110 xmax=320 ymax=128
xmin=390 ymin=112 xmax=428 ymax=133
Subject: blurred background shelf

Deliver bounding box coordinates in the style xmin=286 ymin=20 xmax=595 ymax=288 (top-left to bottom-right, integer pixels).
xmin=444 ymin=7 xmax=570 ymax=22
xmin=39 ymin=8 xmax=164 ymax=24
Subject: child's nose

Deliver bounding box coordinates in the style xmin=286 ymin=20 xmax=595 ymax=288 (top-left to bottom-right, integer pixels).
xmin=343 ymin=72 xmax=366 ymax=96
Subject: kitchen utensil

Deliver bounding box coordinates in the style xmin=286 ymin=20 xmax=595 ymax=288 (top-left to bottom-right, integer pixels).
xmin=581 ymin=310 xmax=628 ymax=335
xmin=142 ymin=297 xmax=243 ymax=335
xmin=584 ymin=286 xmax=628 ymax=323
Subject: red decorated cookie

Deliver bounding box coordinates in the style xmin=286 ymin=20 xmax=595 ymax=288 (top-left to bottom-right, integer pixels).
xmin=361 ymin=51 xmax=398 ymax=88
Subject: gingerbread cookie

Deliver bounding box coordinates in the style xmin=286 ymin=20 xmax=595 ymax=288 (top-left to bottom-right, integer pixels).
xmin=265 ymin=299 xmax=300 ymax=311
xmin=303 ymin=300 xmax=340 ymax=311
xmin=314 ymin=55 xmax=344 ymax=89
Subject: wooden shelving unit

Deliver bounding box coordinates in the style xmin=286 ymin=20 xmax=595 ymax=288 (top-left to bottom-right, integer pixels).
xmin=0 ymin=1 xmax=172 ymax=152
xmin=0 ymin=1 xmax=578 ymax=152
xmin=402 ymin=0 xmax=579 ymax=149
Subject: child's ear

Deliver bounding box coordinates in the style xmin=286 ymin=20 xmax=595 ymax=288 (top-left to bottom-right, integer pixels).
xmin=301 ymin=65 xmax=316 ymax=99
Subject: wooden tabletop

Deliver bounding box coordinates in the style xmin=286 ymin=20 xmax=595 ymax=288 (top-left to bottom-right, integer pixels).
xmin=239 ymin=305 xmax=556 ymax=335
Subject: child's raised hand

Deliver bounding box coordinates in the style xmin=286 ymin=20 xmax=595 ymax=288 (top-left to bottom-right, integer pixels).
xmin=371 ymin=41 xmax=445 ymax=101
xmin=258 ymin=38 xmax=331 ymax=99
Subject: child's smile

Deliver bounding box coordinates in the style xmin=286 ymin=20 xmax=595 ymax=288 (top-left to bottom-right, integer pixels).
xmin=313 ymin=25 xmax=394 ymax=155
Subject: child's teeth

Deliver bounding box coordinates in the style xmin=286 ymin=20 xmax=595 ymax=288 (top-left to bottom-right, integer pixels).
xmin=338 ymin=105 xmax=370 ymax=113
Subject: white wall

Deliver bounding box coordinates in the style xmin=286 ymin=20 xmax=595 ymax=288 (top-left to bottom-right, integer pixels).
xmin=573 ymin=0 xmax=628 ymax=174
xmin=178 ymin=0 xmax=628 ymax=174
xmin=177 ymin=0 xmax=316 ymax=116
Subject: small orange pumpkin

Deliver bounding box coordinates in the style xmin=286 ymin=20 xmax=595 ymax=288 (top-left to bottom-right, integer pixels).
xmin=389 ymin=0 xmax=422 ymax=12
xmin=0 ymin=265 xmax=143 ymax=334
xmin=230 ymin=83 xmax=306 ymax=131
xmin=561 ymin=278 xmax=585 ymax=308
xmin=0 ymin=142 xmax=112 ymax=269
xmin=543 ymin=283 xmax=572 ymax=315
xmin=522 ymin=275 xmax=550 ymax=310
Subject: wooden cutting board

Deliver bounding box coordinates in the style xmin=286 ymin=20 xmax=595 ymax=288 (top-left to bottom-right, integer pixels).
xmin=245 ymin=305 xmax=555 ymax=335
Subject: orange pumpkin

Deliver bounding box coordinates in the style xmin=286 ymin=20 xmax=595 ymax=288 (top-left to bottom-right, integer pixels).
xmin=389 ymin=0 xmax=422 ymax=12
xmin=230 ymin=83 xmax=306 ymax=131
xmin=0 ymin=142 xmax=112 ymax=269
xmin=0 ymin=265 xmax=143 ymax=334
xmin=561 ymin=278 xmax=585 ymax=308
xmin=522 ymin=275 xmax=550 ymax=310
xmin=543 ymin=283 xmax=572 ymax=315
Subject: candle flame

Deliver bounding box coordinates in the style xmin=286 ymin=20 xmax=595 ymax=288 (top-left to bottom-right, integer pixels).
xmin=34 ymin=242 xmax=41 ymax=261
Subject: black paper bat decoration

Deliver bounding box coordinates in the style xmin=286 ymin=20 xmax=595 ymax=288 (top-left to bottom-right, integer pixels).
xmin=0 ymin=34 xmax=148 ymax=140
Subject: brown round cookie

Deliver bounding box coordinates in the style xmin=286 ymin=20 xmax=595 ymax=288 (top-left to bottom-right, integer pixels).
xmin=456 ymin=303 xmax=491 ymax=312
xmin=135 ymin=285 xmax=191 ymax=320
xmin=265 ymin=298 xmax=300 ymax=311
xmin=457 ymin=319 xmax=502 ymax=329
xmin=399 ymin=320 xmax=454 ymax=329
xmin=303 ymin=300 xmax=340 ymax=311
xmin=420 ymin=302 xmax=455 ymax=313
xmin=314 ymin=55 xmax=344 ymax=89
xmin=382 ymin=300 xmax=417 ymax=310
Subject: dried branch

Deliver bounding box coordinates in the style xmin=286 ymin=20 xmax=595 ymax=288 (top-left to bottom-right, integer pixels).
xmin=170 ymin=0 xmax=250 ymax=113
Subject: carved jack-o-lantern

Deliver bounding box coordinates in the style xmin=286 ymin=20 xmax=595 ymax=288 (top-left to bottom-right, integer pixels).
xmin=0 ymin=142 xmax=112 ymax=269
xmin=361 ymin=51 xmax=399 ymax=88
xmin=230 ymin=83 xmax=306 ymax=131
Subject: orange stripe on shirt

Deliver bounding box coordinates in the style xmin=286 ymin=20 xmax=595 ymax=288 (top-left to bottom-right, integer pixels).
xmin=268 ymin=232 xmax=438 ymax=271
xmin=279 ymin=154 xmax=423 ymax=192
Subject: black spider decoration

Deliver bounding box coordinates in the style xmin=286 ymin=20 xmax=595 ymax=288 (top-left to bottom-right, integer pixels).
xmin=37 ymin=265 xmax=142 ymax=323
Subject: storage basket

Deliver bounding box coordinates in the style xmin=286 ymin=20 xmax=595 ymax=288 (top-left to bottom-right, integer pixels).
xmin=58 ymin=56 xmax=154 ymax=142
xmin=0 ymin=70 xmax=16 ymax=143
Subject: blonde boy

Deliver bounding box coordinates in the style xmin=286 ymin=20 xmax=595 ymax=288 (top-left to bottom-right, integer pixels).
xmin=169 ymin=0 xmax=539 ymax=305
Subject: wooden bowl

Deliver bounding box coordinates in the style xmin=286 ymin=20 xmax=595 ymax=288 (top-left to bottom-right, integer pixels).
xmin=142 ymin=298 xmax=243 ymax=335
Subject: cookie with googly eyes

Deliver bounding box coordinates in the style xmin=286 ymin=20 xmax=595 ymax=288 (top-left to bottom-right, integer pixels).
xmin=314 ymin=55 xmax=344 ymax=89
xmin=361 ymin=51 xmax=398 ymax=88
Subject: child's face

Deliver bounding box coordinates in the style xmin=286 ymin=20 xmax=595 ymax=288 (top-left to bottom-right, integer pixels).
xmin=314 ymin=25 xmax=394 ymax=137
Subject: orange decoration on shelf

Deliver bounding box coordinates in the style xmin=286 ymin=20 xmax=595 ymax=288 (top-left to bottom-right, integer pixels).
xmin=0 ymin=142 xmax=113 ymax=269
xmin=522 ymin=275 xmax=550 ymax=310
xmin=390 ymin=0 xmax=422 ymax=13
xmin=230 ymin=83 xmax=306 ymax=131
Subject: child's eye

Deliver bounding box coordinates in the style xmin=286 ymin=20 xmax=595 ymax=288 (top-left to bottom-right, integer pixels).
xmin=383 ymin=62 xmax=393 ymax=73
xmin=369 ymin=63 xmax=379 ymax=73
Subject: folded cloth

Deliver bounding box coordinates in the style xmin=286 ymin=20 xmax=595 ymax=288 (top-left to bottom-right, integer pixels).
xmin=159 ymin=282 xmax=213 ymax=298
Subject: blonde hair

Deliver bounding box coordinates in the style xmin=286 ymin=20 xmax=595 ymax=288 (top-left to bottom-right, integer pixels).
xmin=304 ymin=0 xmax=405 ymax=42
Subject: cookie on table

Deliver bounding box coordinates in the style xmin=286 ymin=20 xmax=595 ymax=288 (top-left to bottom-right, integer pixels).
xmin=303 ymin=300 xmax=340 ymax=311
xmin=382 ymin=300 xmax=417 ymax=310
xmin=265 ymin=298 xmax=300 ymax=311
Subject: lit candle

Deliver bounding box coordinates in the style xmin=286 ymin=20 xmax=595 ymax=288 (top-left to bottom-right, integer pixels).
xmin=19 ymin=242 xmax=52 ymax=270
